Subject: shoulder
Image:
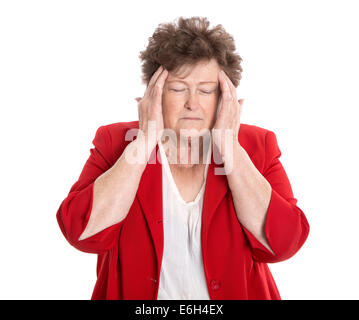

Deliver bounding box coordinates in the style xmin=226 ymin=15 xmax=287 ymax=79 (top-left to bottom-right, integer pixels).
xmin=96 ymin=120 xmax=139 ymax=164
xmin=238 ymin=123 xmax=274 ymax=150
xmin=238 ymin=123 xmax=278 ymax=170
xmin=101 ymin=120 xmax=140 ymax=145
xmin=103 ymin=120 xmax=139 ymax=136
xmin=239 ymin=122 xmax=270 ymax=136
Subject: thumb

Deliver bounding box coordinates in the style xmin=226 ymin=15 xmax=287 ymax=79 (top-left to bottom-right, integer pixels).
xmin=238 ymin=98 xmax=244 ymax=117
xmin=135 ymin=97 xmax=142 ymax=102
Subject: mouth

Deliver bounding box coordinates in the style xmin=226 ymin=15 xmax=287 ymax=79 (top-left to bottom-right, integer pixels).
xmin=181 ymin=117 xmax=202 ymax=120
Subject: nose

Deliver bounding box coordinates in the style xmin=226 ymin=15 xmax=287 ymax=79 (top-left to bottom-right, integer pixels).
xmin=184 ymin=93 xmax=200 ymax=111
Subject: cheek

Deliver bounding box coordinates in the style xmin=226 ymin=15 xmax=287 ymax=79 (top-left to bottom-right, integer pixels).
xmin=163 ymin=92 xmax=181 ymax=110
xmin=162 ymin=102 xmax=181 ymax=128
xmin=202 ymin=103 xmax=218 ymax=128
xmin=204 ymin=102 xmax=218 ymax=119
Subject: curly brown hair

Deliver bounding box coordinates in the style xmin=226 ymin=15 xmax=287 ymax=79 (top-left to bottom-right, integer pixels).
xmin=139 ymin=16 xmax=243 ymax=88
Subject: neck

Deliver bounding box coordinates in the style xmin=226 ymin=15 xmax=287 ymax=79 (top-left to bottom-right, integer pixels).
xmin=160 ymin=134 xmax=211 ymax=169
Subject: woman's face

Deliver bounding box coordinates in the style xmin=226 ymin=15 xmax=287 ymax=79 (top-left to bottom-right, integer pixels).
xmin=162 ymin=58 xmax=221 ymax=138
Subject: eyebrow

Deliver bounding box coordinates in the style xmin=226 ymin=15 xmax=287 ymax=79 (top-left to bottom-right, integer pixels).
xmin=166 ymin=80 xmax=217 ymax=85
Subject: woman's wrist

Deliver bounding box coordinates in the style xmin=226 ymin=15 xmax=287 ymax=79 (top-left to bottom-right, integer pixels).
xmin=127 ymin=135 xmax=157 ymax=164
xmin=222 ymin=139 xmax=243 ymax=175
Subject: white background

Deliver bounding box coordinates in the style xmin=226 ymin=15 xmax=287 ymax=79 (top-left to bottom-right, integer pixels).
xmin=0 ymin=0 xmax=358 ymax=299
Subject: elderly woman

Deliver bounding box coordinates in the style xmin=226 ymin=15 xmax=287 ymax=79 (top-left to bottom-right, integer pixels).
xmin=56 ymin=16 xmax=310 ymax=300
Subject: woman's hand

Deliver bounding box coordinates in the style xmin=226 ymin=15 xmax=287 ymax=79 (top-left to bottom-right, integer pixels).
xmin=135 ymin=65 xmax=168 ymax=149
xmin=212 ymin=70 xmax=244 ymax=164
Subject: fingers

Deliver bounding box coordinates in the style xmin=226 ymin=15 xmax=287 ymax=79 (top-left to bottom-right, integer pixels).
xmin=150 ymin=67 xmax=168 ymax=99
xmin=217 ymin=70 xmax=243 ymax=132
xmin=147 ymin=65 xmax=164 ymax=90
xmin=218 ymin=70 xmax=232 ymax=104
xmin=218 ymin=70 xmax=237 ymax=102
xmin=238 ymin=98 xmax=244 ymax=124
xmin=238 ymin=98 xmax=244 ymax=116
xmin=225 ymin=73 xmax=237 ymax=101
xmin=145 ymin=65 xmax=168 ymax=99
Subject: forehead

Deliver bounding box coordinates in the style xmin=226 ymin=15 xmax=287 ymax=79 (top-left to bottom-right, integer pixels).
xmin=166 ymin=80 xmax=217 ymax=85
xmin=167 ymin=59 xmax=220 ymax=84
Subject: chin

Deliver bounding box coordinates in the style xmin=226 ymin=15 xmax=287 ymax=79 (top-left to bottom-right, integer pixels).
xmin=176 ymin=162 xmax=196 ymax=169
xmin=178 ymin=124 xmax=209 ymax=137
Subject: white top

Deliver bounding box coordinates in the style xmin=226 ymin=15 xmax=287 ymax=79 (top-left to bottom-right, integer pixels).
xmin=157 ymin=140 xmax=212 ymax=300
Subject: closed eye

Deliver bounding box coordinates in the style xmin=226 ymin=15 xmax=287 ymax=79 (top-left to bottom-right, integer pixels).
xmin=170 ymin=89 xmax=214 ymax=94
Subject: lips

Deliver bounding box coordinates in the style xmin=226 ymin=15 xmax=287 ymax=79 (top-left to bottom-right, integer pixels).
xmin=181 ymin=117 xmax=202 ymax=120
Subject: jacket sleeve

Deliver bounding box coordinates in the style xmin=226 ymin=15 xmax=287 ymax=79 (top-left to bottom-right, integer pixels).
xmin=241 ymin=130 xmax=310 ymax=263
xmin=56 ymin=125 xmax=126 ymax=254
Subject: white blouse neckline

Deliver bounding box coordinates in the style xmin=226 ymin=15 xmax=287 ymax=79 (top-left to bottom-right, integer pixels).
xmin=158 ymin=140 xmax=212 ymax=207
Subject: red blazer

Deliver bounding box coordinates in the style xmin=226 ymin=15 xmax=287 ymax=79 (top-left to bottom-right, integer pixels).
xmin=56 ymin=121 xmax=310 ymax=300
